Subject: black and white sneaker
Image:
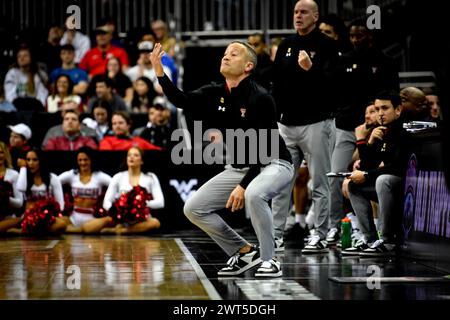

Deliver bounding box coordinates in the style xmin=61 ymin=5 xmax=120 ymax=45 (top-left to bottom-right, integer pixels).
xmin=342 ymin=239 xmax=370 ymax=256
xmin=359 ymin=239 xmax=395 ymax=257
xmin=301 ymin=235 xmax=328 ymax=254
xmin=255 ymin=259 xmax=282 ymax=278
xmin=326 ymin=228 xmax=340 ymax=245
xmin=217 ymin=245 xmax=262 ymax=276
xmin=274 ymin=238 xmax=285 ymax=253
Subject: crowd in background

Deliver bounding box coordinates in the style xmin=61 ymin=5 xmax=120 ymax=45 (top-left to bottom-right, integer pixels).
xmin=0 ymin=3 xmax=445 ymax=256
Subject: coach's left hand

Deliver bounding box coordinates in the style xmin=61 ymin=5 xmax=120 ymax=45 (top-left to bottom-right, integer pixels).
xmin=226 ymin=185 xmax=245 ymax=212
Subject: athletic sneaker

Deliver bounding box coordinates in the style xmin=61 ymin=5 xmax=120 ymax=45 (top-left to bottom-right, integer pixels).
xmin=351 ymin=229 xmax=364 ymax=246
xmin=341 ymin=238 xmax=370 ymax=256
xmin=284 ymin=223 xmax=309 ymax=241
xmin=301 ymin=235 xmax=328 ymax=254
xmin=217 ymin=245 xmax=261 ymax=276
xmin=274 ymin=238 xmax=285 ymax=253
xmin=326 ymin=228 xmax=340 ymax=245
xmin=359 ymin=239 xmax=395 ymax=257
xmin=304 ymin=228 xmax=316 ymax=242
xmin=255 ymin=259 xmax=282 ymax=278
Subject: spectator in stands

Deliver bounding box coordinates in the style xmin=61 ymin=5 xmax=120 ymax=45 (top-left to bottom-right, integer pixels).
xmin=103 ymin=17 xmax=126 ymax=49
xmin=0 ymin=167 xmax=20 ymax=229
xmin=43 ymin=110 xmax=98 ymax=151
xmin=138 ymin=38 xmax=179 ymax=86
xmin=8 ymin=123 xmax=32 ymax=170
xmin=151 ymin=20 xmax=177 ymax=58
xmin=50 ymin=44 xmax=89 ymax=96
xmin=269 ymin=37 xmax=283 ymax=62
xmin=343 ymin=91 xmax=406 ymax=256
xmin=99 ymin=111 xmax=161 ymax=151
xmin=38 ymin=25 xmax=63 ymax=73
xmin=105 ymin=56 xmax=133 ymax=104
xmin=46 ymin=74 xmax=83 ymax=113
xmin=400 ymin=87 xmax=432 ymax=121
xmin=58 ymin=147 xmax=111 ymax=233
xmin=17 ymin=148 xmax=67 ymax=234
xmin=60 ymin=17 xmax=91 ymax=64
xmin=130 ymin=76 xmax=158 ymax=113
xmin=126 ymin=41 xmax=173 ymax=94
xmin=0 ymin=142 xmax=23 ymax=234
xmin=42 ymin=100 xmax=98 ymax=148
xmin=133 ymin=97 xmax=173 ymax=150
xmin=82 ymin=100 xmax=113 ymax=140
xmin=4 ymin=47 xmax=48 ymax=107
xmin=79 ymin=24 xmax=129 ymax=78
xmin=0 ymin=84 xmax=16 ymax=112
xmin=318 ymin=14 xmax=351 ymax=55
xmin=87 ymin=76 xmax=128 ymax=112
xmin=328 ymin=20 xmax=399 ymax=245
xmin=247 ymin=33 xmax=273 ymax=90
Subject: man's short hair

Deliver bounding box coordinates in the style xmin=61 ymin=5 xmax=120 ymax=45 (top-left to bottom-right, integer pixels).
xmin=95 ymin=76 xmax=114 ymax=88
xmin=64 ymin=109 xmax=80 ymax=119
xmin=112 ymin=111 xmax=132 ymax=125
xmin=249 ymin=32 xmax=265 ymax=44
xmin=230 ymin=41 xmax=258 ymax=70
xmin=375 ymin=90 xmax=402 ymax=109
xmin=60 ymin=44 xmax=75 ymax=52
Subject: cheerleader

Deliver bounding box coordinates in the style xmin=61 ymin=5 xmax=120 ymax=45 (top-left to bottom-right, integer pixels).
xmin=95 ymin=146 xmax=163 ymax=234
xmin=17 ymin=149 xmax=66 ymax=234
xmin=0 ymin=142 xmax=23 ymax=233
xmin=58 ymin=147 xmax=111 ymax=233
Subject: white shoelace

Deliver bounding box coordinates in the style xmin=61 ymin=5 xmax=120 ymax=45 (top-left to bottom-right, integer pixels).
xmin=308 ymin=235 xmax=321 ymax=246
xmin=226 ymin=254 xmax=240 ymax=267
xmin=327 ymin=228 xmax=338 ymax=237
xmin=354 ymin=238 xmax=367 ymax=247
xmin=370 ymin=239 xmax=384 ymax=248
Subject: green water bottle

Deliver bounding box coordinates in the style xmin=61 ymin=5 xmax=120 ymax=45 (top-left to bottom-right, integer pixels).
xmin=341 ymin=217 xmax=352 ymax=250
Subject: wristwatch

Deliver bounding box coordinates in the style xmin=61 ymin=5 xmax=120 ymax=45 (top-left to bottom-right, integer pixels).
xmin=363 ymin=171 xmax=369 ymax=180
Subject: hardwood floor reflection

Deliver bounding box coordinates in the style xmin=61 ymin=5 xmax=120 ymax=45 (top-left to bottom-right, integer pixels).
xmin=0 ymin=236 xmax=210 ymax=299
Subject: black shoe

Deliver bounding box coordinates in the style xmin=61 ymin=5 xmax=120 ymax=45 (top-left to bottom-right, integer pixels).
xmin=284 ymin=223 xmax=309 ymax=241
xmin=301 ymin=235 xmax=329 ymax=254
xmin=325 ymin=228 xmax=340 ymax=245
xmin=217 ymin=245 xmax=261 ymax=276
xmin=342 ymin=239 xmax=369 ymax=256
xmin=359 ymin=240 xmax=396 ymax=257
xmin=255 ymin=259 xmax=282 ymax=278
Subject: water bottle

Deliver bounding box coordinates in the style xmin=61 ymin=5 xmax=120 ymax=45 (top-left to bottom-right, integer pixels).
xmin=341 ymin=217 xmax=352 ymax=250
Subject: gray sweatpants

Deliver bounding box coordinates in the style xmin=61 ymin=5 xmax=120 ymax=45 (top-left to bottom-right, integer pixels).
xmin=348 ymin=174 xmax=402 ymax=243
xmin=272 ymin=119 xmax=334 ymax=240
xmin=329 ymin=124 xmax=356 ymax=230
xmin=184 ymin=159 xmax=294 ymax=261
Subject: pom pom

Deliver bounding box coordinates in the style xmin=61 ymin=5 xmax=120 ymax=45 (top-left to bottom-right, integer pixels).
xmin=21 ymin=198 xmax=62 ymax=234
xmin=108 ymin=186 xmax=152 ymax=224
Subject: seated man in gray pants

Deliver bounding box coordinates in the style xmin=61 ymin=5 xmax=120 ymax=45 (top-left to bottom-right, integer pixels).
xmin=343 ymin=91 xmax=405 ymax=256
xmin=150 ymin=42 xmax=294 ymax=277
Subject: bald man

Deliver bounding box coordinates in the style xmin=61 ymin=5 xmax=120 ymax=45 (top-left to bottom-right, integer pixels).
xmin=400 ymin=87 xmax=431 ymax=121
xmin=271 ymin=0 xmax=339 ymax=253
xmin=151 ymin=41 xmax=294 ymax=277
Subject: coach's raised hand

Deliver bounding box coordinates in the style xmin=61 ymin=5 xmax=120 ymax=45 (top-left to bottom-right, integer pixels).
xmin=150 ymin=43 xmax=165 ymax=77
